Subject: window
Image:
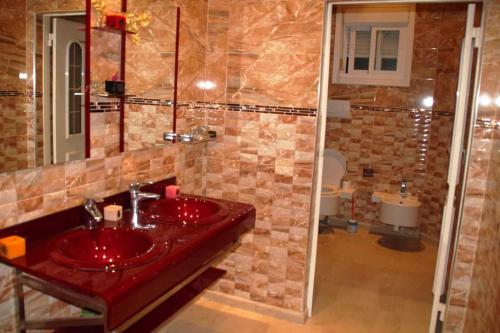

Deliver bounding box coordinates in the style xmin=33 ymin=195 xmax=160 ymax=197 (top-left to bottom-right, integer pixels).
xmin=332 ymin=5 xmax=415 ymax=87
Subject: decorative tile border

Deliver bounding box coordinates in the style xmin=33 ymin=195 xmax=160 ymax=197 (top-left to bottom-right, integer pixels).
xmin=122 ymin=98 xmax=318 ymax=116
xmin=475 ymin=118 xmax=500 ymax=130
xmin=178 ymin=101 xmax=317 ymax=117
xmin=89 ymin=101 xmax=120 ymax=113
xmin=124 ymin=97 xmax=173 ymax=106
xmin=0 ymin=90 xmax=42 ymax=97
xmin=351 ymin=104 xmax=454 ymax=117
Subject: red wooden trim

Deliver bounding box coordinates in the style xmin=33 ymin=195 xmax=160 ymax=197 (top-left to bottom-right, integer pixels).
xmin=119 ymin=0 xmax=127 ymax=153
xmin=172 ymin=7 xmax=180 ymax=138
xmin=84 ymin=0 xmax=91 ymax=158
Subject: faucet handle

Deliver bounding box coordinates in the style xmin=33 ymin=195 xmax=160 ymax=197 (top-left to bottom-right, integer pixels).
xmin=129 ymin=181 xmax=154 ymax=192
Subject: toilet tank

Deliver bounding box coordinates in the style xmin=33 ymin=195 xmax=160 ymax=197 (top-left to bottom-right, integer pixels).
xmin=322 ymin=149 xmax=346 ymax=187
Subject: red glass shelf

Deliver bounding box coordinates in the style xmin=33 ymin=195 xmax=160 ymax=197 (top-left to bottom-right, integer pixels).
xmin=91 ymin=26 xmax=137 ymax=35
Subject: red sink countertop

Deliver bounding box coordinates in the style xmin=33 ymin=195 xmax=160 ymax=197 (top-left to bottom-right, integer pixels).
xmin=0 ymin=178 xmax=255 ymax=330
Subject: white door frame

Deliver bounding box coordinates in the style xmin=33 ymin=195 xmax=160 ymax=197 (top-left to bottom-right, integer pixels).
xmin=429 ymin=4 xmax=483 ymax=331
xmin=306 ymin=1 xmax=484 ymax=330
xmin=41 ymin=11 xmax=85 ymax=165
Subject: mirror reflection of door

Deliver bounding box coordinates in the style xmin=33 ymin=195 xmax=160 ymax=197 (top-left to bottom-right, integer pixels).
xmin=44 ymin=15 xmax=85 ymax=164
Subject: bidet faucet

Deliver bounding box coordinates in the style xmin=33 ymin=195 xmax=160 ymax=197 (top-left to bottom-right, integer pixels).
xmin=400 ymin=180 xmax=409 ymax=198
xmin=84 ymin=198 xmax=103 ymax=229
xmin=129 ymin=182 xmax=160 ymax=229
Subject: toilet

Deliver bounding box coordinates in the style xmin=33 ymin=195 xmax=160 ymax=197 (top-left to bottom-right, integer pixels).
xmin=320 ymin=149 xmax=347 ymax=216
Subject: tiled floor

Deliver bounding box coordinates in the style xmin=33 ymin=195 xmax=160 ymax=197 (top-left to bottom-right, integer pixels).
xmin=158 ymin=228 xmax=438 ymax=333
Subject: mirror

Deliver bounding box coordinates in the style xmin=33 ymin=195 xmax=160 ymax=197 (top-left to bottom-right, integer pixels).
xmin=122 ymin=1 xmax=209 ymax=151
xmin=123 ymin=3 xmax=178 ymax=151
xmin=0 ymin=0 xmax=88 ymax=174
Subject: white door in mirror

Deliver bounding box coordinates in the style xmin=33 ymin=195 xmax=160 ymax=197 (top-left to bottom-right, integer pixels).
xmin=53 ymin=18 xmax=85 ymax=163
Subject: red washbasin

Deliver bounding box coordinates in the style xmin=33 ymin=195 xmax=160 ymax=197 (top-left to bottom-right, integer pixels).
xmin=147 ymin=197 xmax=228 ymax=225
xmin=48 ymin=227 xmax=161 ymax=271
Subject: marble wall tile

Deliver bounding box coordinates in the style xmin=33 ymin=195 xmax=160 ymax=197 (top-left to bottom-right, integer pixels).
xmin=329 ymin=3 xmax=467 ymax=111
xmin=126 ymin=2 xmax=177 ymax=99
xmin=226 ymin=0 xmax=323 ymax=55
xmin=0 ymin=0 xmax=27 ymax=92
xmin=325 ymin=108 xmax=452 ymax=241
xmin=0 ymin=97 xmax=31 ymax=173
xmin=444 ymin=0 xmax=500 ymax=331
xmin=205 ymin=108 xmax=317 ymax=314
xmin=227 ymin=53 xmax=321 ymax=109
xmin=206 ymin=0 xmax=323 ymax=109
xmin=124 ymin=104 xmax=173 ymax=151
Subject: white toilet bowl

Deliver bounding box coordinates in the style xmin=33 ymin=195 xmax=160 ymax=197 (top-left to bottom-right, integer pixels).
xmin=320 ymin=149 xmax=347 ymax=217
xmin=320 ymin=185 xmax=341 ymax=216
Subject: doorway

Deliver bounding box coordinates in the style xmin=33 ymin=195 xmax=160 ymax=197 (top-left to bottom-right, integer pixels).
xmin=42 ymin=13 xmax=86 ymax=164
xmin=307 ymin=2 xmax=483 ymax=332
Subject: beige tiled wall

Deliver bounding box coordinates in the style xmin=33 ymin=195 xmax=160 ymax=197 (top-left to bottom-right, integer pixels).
xmin=0 ymin=0 xmax=27 ymax=92
xmin=325 ymin=109 xmax=453 ymax=240
xmin=200 ymin=0 xmax=323 ymax=314
xmin=326 ymin=3 xmax=467 ymax=241
xmin=126 ymin=2 xmax=177 ymax=99
xmin=0 ymin=0 xmax=30 ymax=174
xmin=0 ymin=97 xmax=34 ymax=174
xmin=444 ymin=0 xmax=500 ymax=331
xmin=205 ymin=112 xmax=317 ymax=312
xmin=124 ymin=104 xmax=174 ymax=151
xmin=329 ymin=4 xmax=467 ymax=111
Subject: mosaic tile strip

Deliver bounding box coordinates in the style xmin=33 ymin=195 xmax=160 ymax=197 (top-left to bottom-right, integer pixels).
xmin=475 ymin=118 xmax=500 ymax=130
xmin=94 ymin=99 xmax=317 ymax=116
xmin=178 ymin=101 xmax=317 ymax=117
xmin=124 ymin=97 xmax=173 ymax=106
xmin=121 ymin=98 xmax=317 ymax=116
xmin=0 ymin=90 xmax=42 ymax=97
xmin=89 ymin=101 xmax=120 ymax=113
xmin=351 ymin=104 xmax=454 ymax=116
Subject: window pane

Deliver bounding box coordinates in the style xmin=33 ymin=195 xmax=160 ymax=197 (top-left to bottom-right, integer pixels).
xmin=68 ymin=42 xmax=83 ymax=135
xmin=354 ymin=30 xmax=370 ymax=70
xmin=375 ymin=30 xmax=399 ymax=71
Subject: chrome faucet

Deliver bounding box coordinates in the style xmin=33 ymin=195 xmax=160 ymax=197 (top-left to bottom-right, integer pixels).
xmin=84 ymin=198 xmax=103 ymax=229
xmin=129 ymin=182 xmax=160 ymax=229
xmin=400 ymin=180 xmax=409 ymax=198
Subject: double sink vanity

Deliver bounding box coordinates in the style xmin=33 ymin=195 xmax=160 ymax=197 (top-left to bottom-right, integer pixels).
xmin=0 ymin=177 xmax=255 ymax=332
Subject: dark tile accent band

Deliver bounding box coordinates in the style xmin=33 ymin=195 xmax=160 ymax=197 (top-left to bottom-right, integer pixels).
xmin=122 ymin=98 xmax=317 ymax=116
xmin=351 ymin=104 xmax=454 ymax=116
xmin=178 ymin=101 xmax=317 ymax=117
xmin=89 ymin=101 xmax=120 ymax=113
xmin=124 ymin=97 xmax=173 ymax=106
xmin=0 ymin=90 xmax=42 ymax=97
xmin=476 ymin=118 xmax=500 ymax=130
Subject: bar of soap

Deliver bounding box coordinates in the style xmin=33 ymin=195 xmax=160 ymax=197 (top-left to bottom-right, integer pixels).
xmin=104 ymin=205 xmax=123 ymax=221
xmin=0 ymin=236 xmax=26 ymax=259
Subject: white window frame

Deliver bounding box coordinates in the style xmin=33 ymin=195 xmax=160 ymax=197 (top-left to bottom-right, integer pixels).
xmin=332 ymin=4 xmax=415 ymax=87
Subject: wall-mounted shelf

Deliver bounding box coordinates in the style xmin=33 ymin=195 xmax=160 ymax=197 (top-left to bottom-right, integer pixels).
xmin=91 ymin=26 xmax=137 ymax=35
xmin=164 ymin=130 xmax=217 ymax=144
xmin=182 ymin=137 xmax=216 ymax=145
